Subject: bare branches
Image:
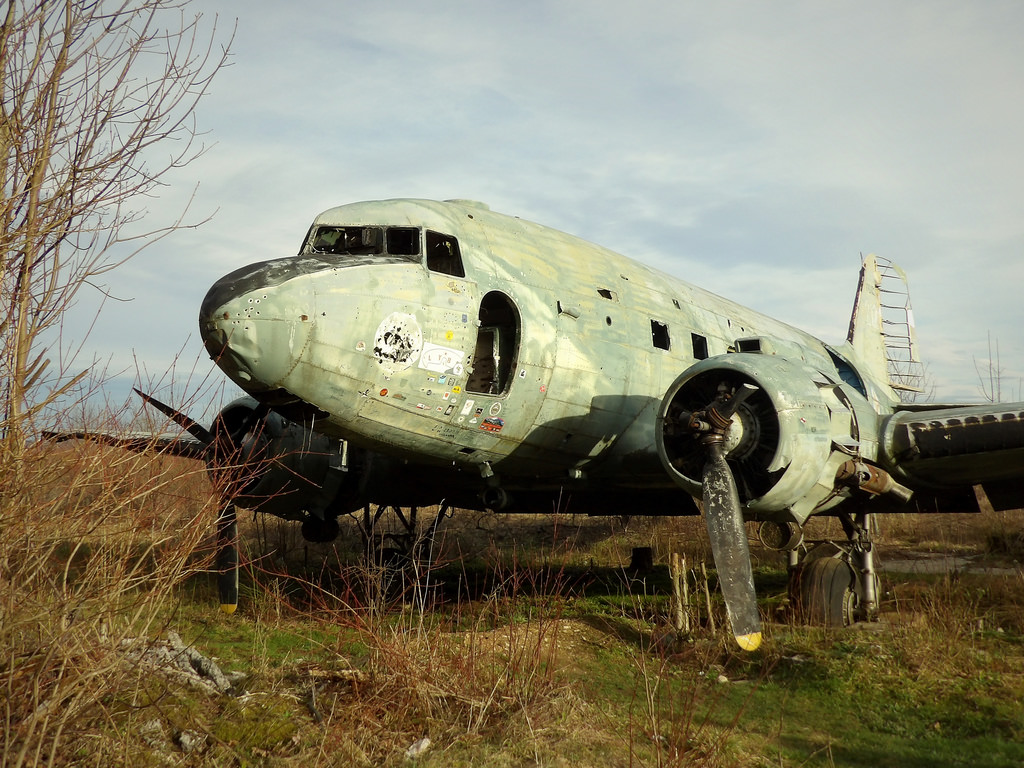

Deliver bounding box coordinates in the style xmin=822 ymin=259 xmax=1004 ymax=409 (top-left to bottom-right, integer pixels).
xmin=1 ymin=0 xmax=232 ymax=455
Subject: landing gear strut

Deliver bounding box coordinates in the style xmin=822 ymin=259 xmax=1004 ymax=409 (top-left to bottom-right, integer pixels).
xmin=788 ymin=509 xmax=880 ymax=626
xmin=350 ymin=503 xmax=452 ymax=568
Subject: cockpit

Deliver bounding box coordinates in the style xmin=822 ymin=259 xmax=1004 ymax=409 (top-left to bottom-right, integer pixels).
xmin=300 ymin=225 xmax=465 ymax=277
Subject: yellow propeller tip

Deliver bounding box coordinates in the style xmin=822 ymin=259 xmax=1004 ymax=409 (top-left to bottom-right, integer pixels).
xmin=220 ymin=603 xmax=237 ymax=615
xmin=735 ymin=632 xmax=762 ymax=651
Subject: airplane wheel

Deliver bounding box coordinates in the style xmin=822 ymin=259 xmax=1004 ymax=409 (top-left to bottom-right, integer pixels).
xmin=301 ymin=516 xmax=340 ymax=543
xmin=791 ymin=557 xmax=856 ymax=627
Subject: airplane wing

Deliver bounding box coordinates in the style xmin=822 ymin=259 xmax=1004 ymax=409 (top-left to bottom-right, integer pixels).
xmin=881 ymin=400 xmax=1024 ymax=510
xmin=40 ymin=429 xmax=209 ymax=459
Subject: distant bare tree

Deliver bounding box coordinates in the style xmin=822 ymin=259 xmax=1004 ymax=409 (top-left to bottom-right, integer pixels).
xmin=974 ymin=333 xmax=1004 ymax=403
xmin=0 ymin=0 xmax=231 ymax=468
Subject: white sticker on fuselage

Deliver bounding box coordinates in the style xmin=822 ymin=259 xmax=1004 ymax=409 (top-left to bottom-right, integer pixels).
xmin=419 ymin=341 xmax=465 ymax=374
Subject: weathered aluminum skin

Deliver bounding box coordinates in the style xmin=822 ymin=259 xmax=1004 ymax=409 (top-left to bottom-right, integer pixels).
xmin=200 ymin=198 xmax=1024 ymax=520
xmin=881 ymin=404 xmax=1024 ymax=487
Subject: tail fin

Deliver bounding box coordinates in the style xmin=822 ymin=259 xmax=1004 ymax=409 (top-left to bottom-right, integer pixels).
xmin=847 ymin=254 xmax=924 ymax=396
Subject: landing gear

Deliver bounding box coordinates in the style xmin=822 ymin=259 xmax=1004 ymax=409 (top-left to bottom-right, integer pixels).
xmin=787 ymin=509 xmax=881 ymax=627
xmin=345 ymin=503 xmax=453 ymax=608
xmin=350 ymin=503 xmax=452 ymax=567
xmin=791 ymin=555 xmax=856 ymax=626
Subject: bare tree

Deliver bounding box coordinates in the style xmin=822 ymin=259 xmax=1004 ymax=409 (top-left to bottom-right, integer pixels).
xmin=974 ymin=332 xmax=1004 ymax=403
xmin=0 ymin=0 xmax=231 ymax=468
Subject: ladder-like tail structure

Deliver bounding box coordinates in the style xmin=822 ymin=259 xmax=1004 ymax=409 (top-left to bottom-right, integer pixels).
xmin=847 ymin=254 xmax=925 ymax=398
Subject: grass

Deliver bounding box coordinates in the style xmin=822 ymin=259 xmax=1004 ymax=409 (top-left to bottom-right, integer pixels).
xmin=4 ymin=439 xmax=1024 ymax=766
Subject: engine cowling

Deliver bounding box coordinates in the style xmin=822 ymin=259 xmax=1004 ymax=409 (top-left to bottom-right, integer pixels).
xmin=208 ymin=397 xmax=355 ymax=521
xmin=655 ymin=353 xmax=867 ymax=524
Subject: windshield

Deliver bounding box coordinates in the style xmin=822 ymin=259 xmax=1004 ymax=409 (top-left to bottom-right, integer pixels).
xmin=301 ymin=225 xmax=421 ymax=259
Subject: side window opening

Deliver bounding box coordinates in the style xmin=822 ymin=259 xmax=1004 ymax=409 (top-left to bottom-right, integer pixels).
xmin=651 ymin=320 xmax=670 ymax=351
xmin=426 ymin=230 xmax=465 ymax=277
xmin=827 ymin=348 xmax=867 ymax=397
xmin=691 ymin=332 xmax=709 ymax=360
xmin=467 ymin=292 xmax=519 ymax=395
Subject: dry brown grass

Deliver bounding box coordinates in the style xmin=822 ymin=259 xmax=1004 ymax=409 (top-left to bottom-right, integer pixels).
xmin=0 ymin=439 xmax=217 ymax=767
xmin=4 ymin=437 xmax=1024 ymax=766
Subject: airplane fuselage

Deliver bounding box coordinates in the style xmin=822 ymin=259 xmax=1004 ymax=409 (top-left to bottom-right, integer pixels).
xmin=200 ymin=199 xmax=914 ymax=523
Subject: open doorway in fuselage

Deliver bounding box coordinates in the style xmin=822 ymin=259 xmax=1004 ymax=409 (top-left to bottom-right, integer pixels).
xmin=466 ymin=291 xmax=520 ymax=396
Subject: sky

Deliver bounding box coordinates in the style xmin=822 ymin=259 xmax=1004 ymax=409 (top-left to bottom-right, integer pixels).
xmin=56 ymin=0 xmax=1024 ymax=423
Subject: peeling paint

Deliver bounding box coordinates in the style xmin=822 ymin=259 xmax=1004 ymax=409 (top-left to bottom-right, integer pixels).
xmin=372 ymin=312 xmax=422 ymax=375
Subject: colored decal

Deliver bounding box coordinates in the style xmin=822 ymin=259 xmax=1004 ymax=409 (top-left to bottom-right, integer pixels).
xmin=460 ymin=399 xmax=476 ymax=417
xmin=540 ymin=385 xmax=547 ymax=393
xmin=489 ymin=402 xmax=502 ymax=417
xmin=372 ymin=312 xmax=422 ymax=375
xmin=454 ymin=364 xmax=464 ymax=376
xmin=519 ymin=369 xmax=526 ymax=378
xmin=379 ymin=388 xmax=388 ymax=397
xmin=445 ymin=404 xmax=455 ymax=416
xmin=419 ymin=341 xmax=465 ymax=374
xmin=443 ymin=392 xmax=451 ymax=400
xmin=356 ymin=341 xmax=366 ymax=351
xmin=391 ymin=392 xmax=406 ymax=401
xmin=445 ymin=330 xmax=454 ymax=341
xmin=480 ymin=417 xmax=505 ymax=433
xmin=452 ymin=385 xmax=462 ymax=394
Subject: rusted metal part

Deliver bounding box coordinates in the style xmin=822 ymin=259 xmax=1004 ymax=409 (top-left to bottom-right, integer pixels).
xmin=836 ymin=459 xmax=913 ymax=502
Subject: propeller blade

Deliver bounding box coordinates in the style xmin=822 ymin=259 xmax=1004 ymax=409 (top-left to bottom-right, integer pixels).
xmin=132 ymin=390 xmax=254 ymax=615
xmin=215 ymin=503 xmax=239 ymax=614
xmin=702 ymin=440 xmax=761 ymax=651
xmin=134 ymin=388 xmax=215 ymax=445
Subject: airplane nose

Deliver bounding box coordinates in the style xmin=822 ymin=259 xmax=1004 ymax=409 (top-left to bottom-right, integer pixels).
xmin=199 ymin=258 xmax=318 ymax=392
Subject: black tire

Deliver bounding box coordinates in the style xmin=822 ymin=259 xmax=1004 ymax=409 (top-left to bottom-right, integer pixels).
xmin=792 ymin=557 xmax=856 ymax=627
xmin=301 ymin=516 xmax=340 ymax=543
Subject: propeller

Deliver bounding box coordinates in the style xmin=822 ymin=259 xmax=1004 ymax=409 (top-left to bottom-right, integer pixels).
xmin=134 ymin=388 xmax=268 ymax=615
xmin=679 ymin=382 xmax=762 ymax=651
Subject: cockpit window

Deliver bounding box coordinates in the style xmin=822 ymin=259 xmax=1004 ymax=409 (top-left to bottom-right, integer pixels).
xmin=426 ymin=231 xmax=465 ymax=277
xmin=307 ymin=226 xmax=383 ymax=255
xmin=387 ymin=227 xmax=420 ymax=256
xmin=302 ymin=225 xmax=422 ymax=261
